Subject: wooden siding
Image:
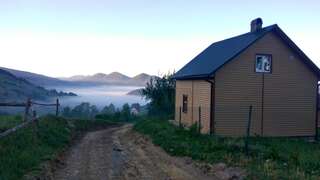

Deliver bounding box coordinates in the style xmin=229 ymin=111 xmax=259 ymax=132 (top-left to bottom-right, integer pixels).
xmin=192 ymin=80 xmax=211 ymax=133
xmin=215 ymin=32 xmax=317 ymax=137
xmin=318 ymin=111 xmax=320 ymax=128
xmin=214 ymin=46 xmax=263 ymax=136
xmin=262 ymin=33 xmax=317 ymax=136
xmin=175 ymin=81 xmax=193 ymax=126
xmin=175 ymin=80 xmax=211 ymax=133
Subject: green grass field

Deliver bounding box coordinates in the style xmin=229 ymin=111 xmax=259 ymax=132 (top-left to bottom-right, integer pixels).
xmin=0 ymin=115 xmax=114 ymax=180
xmin=0 ymin=115 xmax=23 ymax=133
xmin=134 ymin=119 xmax=320 ymax=179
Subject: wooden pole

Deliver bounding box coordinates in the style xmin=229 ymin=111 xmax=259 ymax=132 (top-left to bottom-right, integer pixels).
xmin=24 ymin=98 xmax=31 ymax=122
xmin=32 ymin=110 xmax=40 ymax=137
xmin=179 ymin=106 xmax=182 ymax=128
xmin=245 ymin=105 xmax=253 ymax=156
xmin=198 ymin=106 xmax=201 ymax=133
xmin=56 ymin=98 xmax=60 ymax=116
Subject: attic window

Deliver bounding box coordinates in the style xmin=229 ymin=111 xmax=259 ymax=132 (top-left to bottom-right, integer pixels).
xmin=255 ymin=54 xmax=272 ymax=73
xmin=182 ymin=95 xmax=188 ymax=113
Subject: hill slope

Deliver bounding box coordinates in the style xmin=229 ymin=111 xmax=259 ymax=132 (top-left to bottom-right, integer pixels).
xmin=0 ymin=67 xmax=70 ymax=87
xmin=0 ymin=69 xmax=75 ymax=102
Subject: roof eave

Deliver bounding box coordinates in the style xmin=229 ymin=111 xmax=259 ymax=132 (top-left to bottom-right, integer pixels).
xmin=173 ymin=73 xmax=213 ymax=80
xmin=273 ymin=26 xmax=320 ymax=78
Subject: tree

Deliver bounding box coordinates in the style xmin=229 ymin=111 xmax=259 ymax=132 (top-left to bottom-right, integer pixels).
xmin=121 ymin=103 xmax=131 ymax=121
xmin=101 ymin=103 xmax=116 ymax=115
xmin=62 ymin=106 xmax=71 ymax=117
xmin=89 ymin=105 xmax=99 ymax=119
xmin=142 ymin=73 xmax=175 ymax=118
xmin=131 ymin=103 xmax=141 ymax=113
xmin=70 ymin=102 xmax=98 ymax=119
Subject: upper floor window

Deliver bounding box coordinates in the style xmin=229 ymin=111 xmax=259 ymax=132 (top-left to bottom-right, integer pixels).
xmin=255 ymin=54 xmax=272 ymax=73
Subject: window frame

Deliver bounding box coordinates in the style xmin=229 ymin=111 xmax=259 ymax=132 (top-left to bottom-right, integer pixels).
xmin=255 ymin=54 xmax=273 ymax=74
xmin=182 ymin=94 xmax=188 ymax=113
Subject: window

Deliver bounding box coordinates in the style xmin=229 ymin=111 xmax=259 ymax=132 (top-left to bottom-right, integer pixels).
xmin=255 ymin=54 xmax=272 ymax=73
xmin=182 ymin=95 xmax=188 ymax=113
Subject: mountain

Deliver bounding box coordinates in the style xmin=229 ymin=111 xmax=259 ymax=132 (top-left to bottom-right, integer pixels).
xmin=132 ymin=73 xmax=154 ymax=85
xmin=63 ymin=72 xmax=155 ymax=86
xmin=80 ymin=72 xmax=131 ymax=83
xmin=0 ymin=69 xmax=76 ymax=102
xmin=0 ymin=67 xmax=70 ymax=87
xmin=127 ymin=88 xmax=143 ymax=96
xmin=2 ymin=66 xmax=156 ymax=87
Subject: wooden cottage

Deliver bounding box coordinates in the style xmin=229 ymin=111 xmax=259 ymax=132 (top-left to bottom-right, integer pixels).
xmin=173 ymin=18 xmax=320 ymax=137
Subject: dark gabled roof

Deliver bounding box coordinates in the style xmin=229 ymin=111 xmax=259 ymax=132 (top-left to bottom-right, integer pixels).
xmin=173 ymin=24 xmax=320 ymax=80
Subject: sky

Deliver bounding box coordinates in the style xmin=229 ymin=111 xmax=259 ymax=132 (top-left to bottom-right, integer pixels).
xmin=0 ymin=0 xmax=319 ymax=77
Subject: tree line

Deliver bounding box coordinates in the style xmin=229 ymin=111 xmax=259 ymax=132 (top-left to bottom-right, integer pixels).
xmin=61 ymin=72 xmax=175 ymax=120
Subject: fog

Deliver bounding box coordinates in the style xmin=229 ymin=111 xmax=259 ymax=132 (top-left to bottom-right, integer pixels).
xmin=54 ymin=85 xmax=148 ymax=110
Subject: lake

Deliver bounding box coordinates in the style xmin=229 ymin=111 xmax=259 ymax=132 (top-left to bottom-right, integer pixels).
xmin=53 ymin=85 xmax=147 ymax=110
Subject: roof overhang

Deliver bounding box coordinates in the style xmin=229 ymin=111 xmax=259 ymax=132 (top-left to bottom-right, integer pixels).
xmin=173 ymin=74 xmax=213 ymax=80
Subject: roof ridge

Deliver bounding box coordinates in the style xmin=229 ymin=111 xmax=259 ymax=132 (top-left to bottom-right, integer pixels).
xmin=173 ymin=24 xmax=278 ymax=80
xmin=208 ymin=24 xmax=278 ymax=46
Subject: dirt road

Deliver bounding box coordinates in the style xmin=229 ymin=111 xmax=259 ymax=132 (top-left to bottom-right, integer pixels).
xmin=51 ymin=125 xmax=244 ymax=180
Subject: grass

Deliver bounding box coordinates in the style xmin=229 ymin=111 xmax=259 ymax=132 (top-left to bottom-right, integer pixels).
xmin=0 ymin=115 xmax=23 ymax=132
xmin=134 ymin=119 xmax=320 ymax=179
xmin=0 ymin=115 xmax=113 ymax=180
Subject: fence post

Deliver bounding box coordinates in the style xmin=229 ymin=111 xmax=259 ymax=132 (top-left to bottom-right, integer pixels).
xmin=198 ymin=106 xmax=201 ymax=133
xmin=32 ymin=110 xmax=40 ymax=137
xmin=24 ymin=98 xmax=31 ymax=122
xmin=245 ymin=105 xmax=253 ymax=156
xmin=179 ymin=106 xmax=182 ymax=128
xmin=56 ymin=98 xmax=60 ymax=116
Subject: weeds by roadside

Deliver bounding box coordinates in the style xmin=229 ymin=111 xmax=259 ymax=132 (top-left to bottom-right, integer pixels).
xmin=134 ymin=119 xmax=320 ymax=179
xmin=0 ymin=115 xmax=114 ymax=180
xmin=0 ymin=115 xmax=23 ymax=132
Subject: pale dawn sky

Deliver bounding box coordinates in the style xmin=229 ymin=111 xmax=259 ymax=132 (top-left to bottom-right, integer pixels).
xmin=0 ymin=0 xmax=319 ymax=77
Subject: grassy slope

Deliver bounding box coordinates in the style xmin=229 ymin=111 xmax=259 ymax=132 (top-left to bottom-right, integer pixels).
xmin=134 ymin=119 xmax=320 ymax=179
xmin=0 ymin=115 xmax=23 ymax=132
xmin=0 ymin=115 xmax=113 ymax=180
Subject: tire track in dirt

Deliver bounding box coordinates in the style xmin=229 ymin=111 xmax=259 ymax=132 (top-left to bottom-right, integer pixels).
xmin=51 ymin=124 xmax=245 ymax=180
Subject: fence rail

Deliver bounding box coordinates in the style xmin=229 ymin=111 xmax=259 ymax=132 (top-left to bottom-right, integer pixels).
xmin=0 ymin=98 xmax=60 ymax=139
xmin=0 ymin=102 xmax=26 ymax=107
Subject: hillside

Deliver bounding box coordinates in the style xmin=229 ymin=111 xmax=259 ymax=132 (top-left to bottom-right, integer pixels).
xmin=132 ymin=73 xmax=154 ymax=85
xmin=0 ymin=69 xmax=75 ymax=102
xmin=63 ymin=72 xmax=156 ymax=86
xmin=127 ymin=88 xmax=143 ymax=96
xmin=2 ymin=67 xmax=156 ymax=87
xmin=1 ymin=67 xmax=107 ymax=87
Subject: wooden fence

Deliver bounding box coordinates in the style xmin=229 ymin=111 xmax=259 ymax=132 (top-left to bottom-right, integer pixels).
xmin=0 ymin=98 xmax=60 ymax=139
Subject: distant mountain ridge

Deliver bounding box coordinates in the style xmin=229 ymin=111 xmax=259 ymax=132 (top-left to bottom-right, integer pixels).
xmin=2 ymin=67 xmax=156 ymax=87
xmin=0 ymin=69 xmax=76 ymax=102
xmin=0 ymin=67 xmax=71 ymax=87
xmin=62 ymin=72 xmax=156 ymax=86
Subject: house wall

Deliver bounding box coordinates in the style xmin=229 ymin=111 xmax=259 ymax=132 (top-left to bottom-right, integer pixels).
xmin=175 ymin=80 xmax=211 ymax=133
xmin=214 ymin=32 xmax=318 ymax=137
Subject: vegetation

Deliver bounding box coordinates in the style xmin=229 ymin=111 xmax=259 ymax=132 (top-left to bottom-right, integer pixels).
xmin=0 ymin=115 xmax=113 ymax=180
xmin=62 ymin=102 xmax=100 ymax=119
xmin=95 ymin=103 xmax=140 ymax=122
xmin=142 ymin=73 xmax=175 ymax=118
xmin=61 ymin=102 xmax=143 ymax=121
xmin=0 ymin=115 xmax=23 ymax=132
xmin=134 ymin=119 xmax=320 ymax=179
